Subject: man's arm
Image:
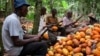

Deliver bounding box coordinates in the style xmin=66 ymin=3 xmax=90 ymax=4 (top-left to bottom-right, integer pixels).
xmin=23 ymin=34 xmax=38 ymax=39
xmin=64 ymin=15 xmax=83 ymax=27
xmin=8 ymin=18 xmax=40 ymax=47
xmin=11 ymin=36 xmax=40 ymax=47
xmin=64 ymin=22 xmax=75 ymax=27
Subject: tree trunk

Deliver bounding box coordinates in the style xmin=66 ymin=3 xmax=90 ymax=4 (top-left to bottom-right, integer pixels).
xmin=32 ymin=0 xmax=42 ymax=34
xmin=49 ymin=0 xmax=53 ymax=10
xmin=0 ymin=19 xmax=3 ymax=56
xmin=5 ymin=0 xmax=13 ymax=17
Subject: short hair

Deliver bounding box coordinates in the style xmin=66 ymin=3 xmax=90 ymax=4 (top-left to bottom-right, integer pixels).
xmin=67 ymin=11 xmax=72 ymax=14
xmin=51 ymin=8 xmax=57 ymax=13
xmin=41 ymin=7 xmax=46 ymax=11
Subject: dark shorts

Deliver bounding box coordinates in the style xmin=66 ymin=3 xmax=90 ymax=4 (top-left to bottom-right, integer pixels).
xmin=19 ymin=41 xmax=48 ymax=56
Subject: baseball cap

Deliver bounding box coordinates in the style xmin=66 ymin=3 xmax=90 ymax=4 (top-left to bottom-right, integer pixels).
xmin=14 ymin=0 xmax=30 ymax=8
xmin=88 ymin=13 xmax=95 ymax=18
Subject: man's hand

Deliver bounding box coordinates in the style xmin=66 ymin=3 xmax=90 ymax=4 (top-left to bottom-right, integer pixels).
xmin=31 ymin=35 xmax=40 ymax=41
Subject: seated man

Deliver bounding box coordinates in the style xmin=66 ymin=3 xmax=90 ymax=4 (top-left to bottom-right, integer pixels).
xmin=62 ymin=11 xmax=78 ymax=34
xmin=46 ymin=9 xmax=66 ymax=36
xmin=46 ymin=9 xmax=58 ymax=26
xmin=38 ymin=7 xmax=47 ymax=32
xmin=2 ymin=0 xmax=48 ymax=56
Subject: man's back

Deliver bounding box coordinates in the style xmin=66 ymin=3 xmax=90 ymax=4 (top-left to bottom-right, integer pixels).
xmin=2 ymin=13 xmax=24 ymax=56
xmin=38 ymin=15 xmax=47 ymax=32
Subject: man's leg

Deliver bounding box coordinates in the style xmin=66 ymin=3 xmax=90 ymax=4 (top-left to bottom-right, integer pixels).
xmin=19 ymin=41 xmax=48 ymax=56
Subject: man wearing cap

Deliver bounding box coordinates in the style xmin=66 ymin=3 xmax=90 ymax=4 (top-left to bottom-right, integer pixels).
xmin=88 ymin=13 xmax=98 ymax=25
xmin=2 ymin=0 xmax=48 ymax=56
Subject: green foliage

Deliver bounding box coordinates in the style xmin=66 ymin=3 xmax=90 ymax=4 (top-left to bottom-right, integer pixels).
xmin=26 ymin=6 xmax=35 ymax=20
xmin=62 ymin=0 xmax=68 ymax=9
xmin=0 ymin=0 xmax=100 ymax=19
xmin=42 ymin=0 xmax=69 ymax=17
xmin=0 ymin=0 xmax=6 ymax=11
xmin=26 ymin=12 xmax=34 ymax=20
xmin=0 ymin=0 xmax=100 ymax=20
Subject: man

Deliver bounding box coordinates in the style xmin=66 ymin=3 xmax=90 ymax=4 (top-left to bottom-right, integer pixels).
xmin=62 ymin=11 xmax=76 ymax=34
xmin=2 ymin=0 xmax=47 ymax=56
xmin=62 ymin=11 xmax=73 ymax=27
xmin=38 ymin=7 xmax=47 ymax=32
xmin=46 ymin=9 xmax=66 ymax=36
xmin=46 ymin=9 xmax=58 ymax=25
